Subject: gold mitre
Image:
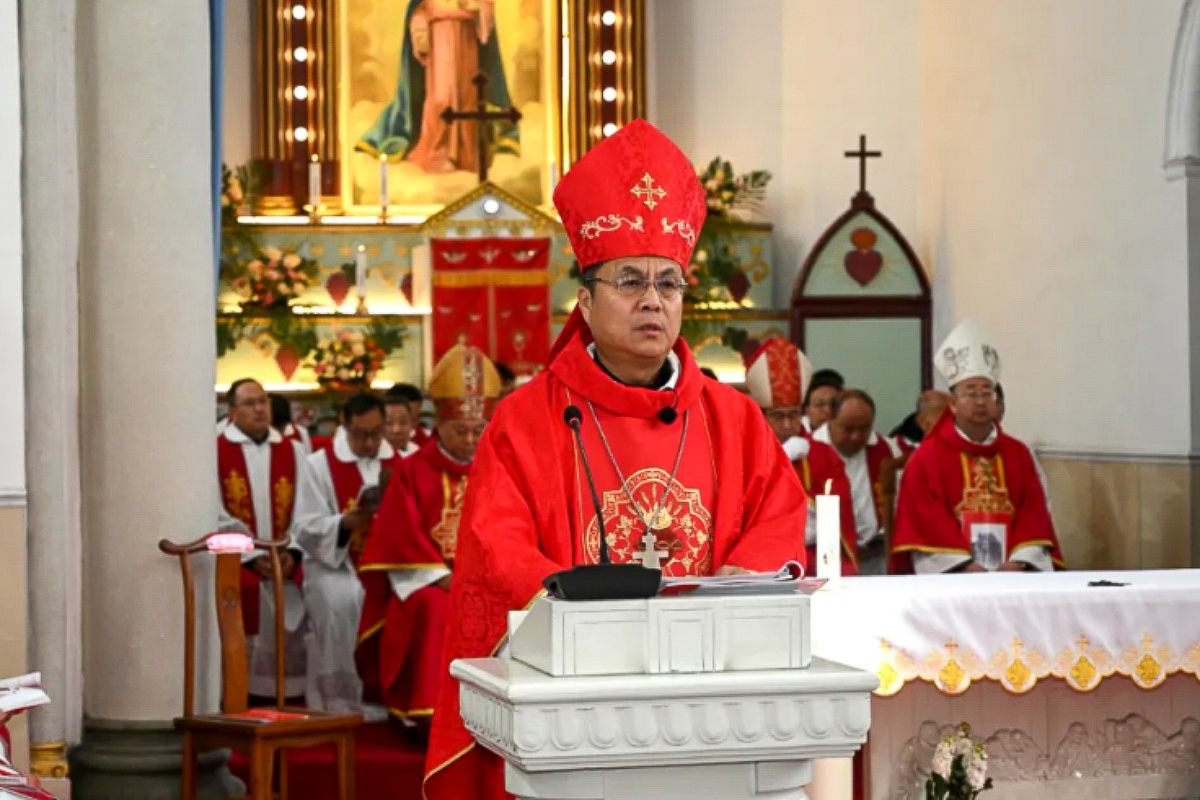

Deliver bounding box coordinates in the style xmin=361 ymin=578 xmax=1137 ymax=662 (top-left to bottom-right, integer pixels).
xmin=429 ymin=344 xmax=502 ymax=420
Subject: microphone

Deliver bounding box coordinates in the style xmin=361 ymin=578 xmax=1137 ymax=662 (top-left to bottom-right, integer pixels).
xmin=563 ymin=405 xmax=610 ymax=564
xmin=657 ymin=389 xmax=679 ymax=425
xmin=542 ymin=404 xmax=662 ymax=601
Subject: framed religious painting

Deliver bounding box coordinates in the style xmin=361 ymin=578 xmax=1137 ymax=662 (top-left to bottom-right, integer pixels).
xmin=252 ymin=0 xmax=644 ymax=218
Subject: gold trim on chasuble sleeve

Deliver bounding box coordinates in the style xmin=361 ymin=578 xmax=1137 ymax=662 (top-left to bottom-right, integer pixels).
xmin=430 ymin=473 xmax=468 ymax=563
xmin=222 ymin=470 xmax=253 ymax=525
xmin=271 ymin=474 xmax=294 ymax=540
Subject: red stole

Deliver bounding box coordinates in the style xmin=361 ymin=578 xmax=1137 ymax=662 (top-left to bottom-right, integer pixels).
xmin=891 ymin=413 xmax=1064 ymax=572
xmin=217 ymin=434 xmax=298 ymax=541
xmin=794 ymin=441 xmax=859 ymax=574
xmin=356 ymin=442 xmax=472 ymax=716
xmin=423 ymin=309 xmax=807 ymax=800
xmin=864 ymin=435 xmax=897 ymax=534
xmin=218 ymin=433 xmax=299 ymax=637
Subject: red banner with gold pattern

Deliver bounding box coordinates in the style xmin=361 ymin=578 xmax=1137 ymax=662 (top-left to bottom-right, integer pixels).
xmin=431 ymin=238 xmax=551 ymax=376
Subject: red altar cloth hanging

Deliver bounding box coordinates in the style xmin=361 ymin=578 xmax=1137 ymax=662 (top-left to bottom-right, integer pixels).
xmin=431 ymin=238 xmax=551 ymax=376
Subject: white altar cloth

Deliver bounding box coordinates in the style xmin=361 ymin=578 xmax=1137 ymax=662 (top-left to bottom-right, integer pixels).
xmin=811 ymin=570 xmax=1200 ymax=695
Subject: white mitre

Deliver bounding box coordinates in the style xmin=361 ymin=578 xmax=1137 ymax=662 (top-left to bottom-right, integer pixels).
xmin=934 ymin=319 xmax=1001 ymax=388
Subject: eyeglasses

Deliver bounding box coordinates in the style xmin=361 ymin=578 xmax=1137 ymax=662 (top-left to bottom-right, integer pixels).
xmin=765 ymin=408 xmax=804 ymax=423
xmin=957 ymin=391 xmax=996 ymax=403
xmin=587 ymin=274 xmax=684 ymax=299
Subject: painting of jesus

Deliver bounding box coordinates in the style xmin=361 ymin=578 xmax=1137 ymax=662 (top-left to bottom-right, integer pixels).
xmin=339 ymin=0 xmax=558 ymax=214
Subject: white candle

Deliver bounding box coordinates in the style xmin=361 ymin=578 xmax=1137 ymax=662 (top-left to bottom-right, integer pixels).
xmin=548 ymin=159 xmax=559 ymax=194
xmin=355 ymin=245 xmax=368 ymax=292
xmin=308 ymin=155 xmax=320 ymax=212
xmin=379 ymin=154 xmax=390 ymax=212
xmin=815 ymin=479 xmax=841 ymax=579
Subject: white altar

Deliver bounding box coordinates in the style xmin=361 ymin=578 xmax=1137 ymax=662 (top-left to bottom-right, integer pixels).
xmin=452 ymin=590 xmax=878 ymax=800
xmin=811 ymin=570 xmax=1200 ymax=800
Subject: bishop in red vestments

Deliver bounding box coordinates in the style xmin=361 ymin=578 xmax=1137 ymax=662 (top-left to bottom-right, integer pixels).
xmin=743 ymin=338 xmax=858 ymax=574
xmin=422 ymin=119 xmax=808 ymax=800
xmin=357 ymin=344 xmax=501 ymax=725
xmin=892 ymin=320 xmax=1065 ymax=573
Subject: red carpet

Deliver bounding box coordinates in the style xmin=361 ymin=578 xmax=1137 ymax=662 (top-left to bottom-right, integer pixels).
xmin=228 ymin=722 xmax=426 ymax=800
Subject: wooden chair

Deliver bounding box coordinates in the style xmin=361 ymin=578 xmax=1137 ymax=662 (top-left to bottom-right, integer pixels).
xmin=160 ymin=533 xmax=362 ymax=800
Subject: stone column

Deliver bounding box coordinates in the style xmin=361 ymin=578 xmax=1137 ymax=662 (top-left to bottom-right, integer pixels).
xmin=19 ymin=0 xmax=84 ymax=784
xmin=68 ymin=0 xmax=237 ymax=795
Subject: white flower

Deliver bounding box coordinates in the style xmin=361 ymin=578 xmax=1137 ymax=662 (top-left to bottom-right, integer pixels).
xmin=965 ymin=760 xmax=987 ymax=791
xmin=954 ymin=736 xmax=974 ymax=759
xmin=931 ymin=740 xmax=953 ymax=779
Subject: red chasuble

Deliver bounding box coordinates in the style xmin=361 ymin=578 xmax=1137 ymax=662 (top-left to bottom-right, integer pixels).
xmin=217 ymin=434 xmax=300 ymax=636
xmin=422 ymin=313 xmax=807 ymax=800
xmin=864 ymin=436 xmax=899 ymax=533
xmin=356 ymin=441 xmax=472 ymax=718
xmin=794 ymin=441 xmax=859 ymax=575
xmin=891 ymin=413 xmax=1065 ymax=572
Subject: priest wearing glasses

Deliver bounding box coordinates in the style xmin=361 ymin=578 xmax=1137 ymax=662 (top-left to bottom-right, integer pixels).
xmin=421 ymin=119 xmax=809 ymax=800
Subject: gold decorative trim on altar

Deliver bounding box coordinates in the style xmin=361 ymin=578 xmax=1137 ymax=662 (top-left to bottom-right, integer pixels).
xmin=873 ymin=634 xmax=1200 ymax=696
xmin=433 ymin=269 xmax=551 ymax=288
xmin=29 ymin=741 xmax=68 ymax=779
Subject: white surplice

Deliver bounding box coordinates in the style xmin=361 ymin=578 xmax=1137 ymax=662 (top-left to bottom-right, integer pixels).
xmin=291 ymin=428 xmax=394 ymax=717
xmin=216 ymin=425 xmax=308 ymax=698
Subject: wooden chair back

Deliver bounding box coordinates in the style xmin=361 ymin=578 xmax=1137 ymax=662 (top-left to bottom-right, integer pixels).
xmin=158 ymin=534 xmax=290 ymax=716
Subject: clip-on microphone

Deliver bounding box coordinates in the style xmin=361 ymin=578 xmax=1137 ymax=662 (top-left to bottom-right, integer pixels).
xmin=542 ymin=406 xmax=663 ymax=601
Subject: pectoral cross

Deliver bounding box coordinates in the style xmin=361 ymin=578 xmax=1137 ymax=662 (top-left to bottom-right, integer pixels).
xmin=635 ymin=531 xmax=668 ymax=570
xmin=440 ymin=72 xmax=523 ymax=183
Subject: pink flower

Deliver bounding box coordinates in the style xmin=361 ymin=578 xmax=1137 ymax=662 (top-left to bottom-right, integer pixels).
xmin=262 ymin=247 xmax=282 ymax=262
xmin=314 ymin=365 xmax=326 ymax=376
xmin=282 ymin=253 xmax=301 ymax=269
xmin=264 ymin=269 xmax=281 ymax=281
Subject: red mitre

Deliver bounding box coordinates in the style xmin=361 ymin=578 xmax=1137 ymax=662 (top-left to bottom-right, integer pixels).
xmin=743 ymin=338 xmax=814 ymax=409
xmin=553 ymin=119 xmax=707 ymax=270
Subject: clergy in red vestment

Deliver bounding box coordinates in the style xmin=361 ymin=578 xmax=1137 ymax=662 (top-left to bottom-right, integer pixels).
xmin=743 ymin=338 xmax=858 ymax=574
xmin=357 ymin=344 xmax=501 ymax=727
xmin=216 ymin=378 xmax=308 ymax=698
xmin=422 ymin=119 xmax=808 ymax=800
xmin=892 ymin=320 xmax=1065 ymax=573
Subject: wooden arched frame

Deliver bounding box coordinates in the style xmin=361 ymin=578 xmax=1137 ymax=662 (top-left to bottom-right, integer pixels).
xmin=789 ymin=192 xmax=933 ymax=390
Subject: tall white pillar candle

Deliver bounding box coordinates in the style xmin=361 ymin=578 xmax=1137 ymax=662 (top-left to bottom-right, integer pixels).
xmin=815 ymin=480 xmax=841 ymax=579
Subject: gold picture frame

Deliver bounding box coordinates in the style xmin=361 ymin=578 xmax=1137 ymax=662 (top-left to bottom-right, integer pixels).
xmin=337 ymin=0 xmax=566 ymax=218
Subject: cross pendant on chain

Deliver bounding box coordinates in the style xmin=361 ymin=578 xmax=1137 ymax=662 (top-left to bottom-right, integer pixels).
xmin=634 ymin=530 xmax=669 ymax=570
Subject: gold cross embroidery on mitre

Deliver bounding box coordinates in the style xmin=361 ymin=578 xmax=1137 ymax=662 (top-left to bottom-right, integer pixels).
xmin=631 ymin=173 xmax=666 ymax=210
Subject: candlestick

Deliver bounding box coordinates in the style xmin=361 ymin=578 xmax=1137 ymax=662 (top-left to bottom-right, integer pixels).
xmin=355 ymin=245 xmax=368 ymax=313
xmin=308 ymin=155 xmax=321 ymax=218
xmin=815 ymin=479 xmax=841 ymax=579
xmin=379 ymin=154 xmax=390 ymax=220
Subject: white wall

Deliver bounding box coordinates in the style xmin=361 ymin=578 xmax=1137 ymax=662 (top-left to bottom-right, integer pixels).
xmin=223 ymin=0 xmax=254 ymax=167
xmin=651 ymin=0 xmax=1191 ymax=455
xmin=0 ymin=0 xmax=25 ymax=497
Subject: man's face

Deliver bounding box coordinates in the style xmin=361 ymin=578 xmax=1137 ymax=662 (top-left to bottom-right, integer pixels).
xmin=828 ymin=397 xmax=875 ymax=458
xmin=383 ymin=403 xmax=413 ymax=452
xmin=345 ymin=408 xmax=385 ymax=459
xmin=437 ymin=417 xmax=487 ymax=463
xmin=951 ymin=377 xmax=996 ymax=428
xmin=407 ymin=400 xmax=423 ymax=426
xmin=763 ymin=406 xmax=804 ymax=443
xmin=577 ymin=256 xmax=683 ymax=365
xmin=230 ymin=381 xmax=271 ymax=439
xmin=992 ymin=396 xmax=1006 ymax=425
xmin=804 ymin=386 xmax=838 ymax=429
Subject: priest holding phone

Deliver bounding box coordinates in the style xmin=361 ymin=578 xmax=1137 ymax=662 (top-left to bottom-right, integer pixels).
xmin=422 ymin=119 xmax=808 ymax=800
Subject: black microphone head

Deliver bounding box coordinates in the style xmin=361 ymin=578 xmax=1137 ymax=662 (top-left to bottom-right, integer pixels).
xmin=658 ymin=406 xmax=678 ymax=425
xmin=564 ymin=405 xmax=584 ymax=428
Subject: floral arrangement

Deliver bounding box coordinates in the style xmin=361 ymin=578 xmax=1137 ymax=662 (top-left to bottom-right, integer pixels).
xmin=926 ymin=724 xmax=993 ymax=800
xmin=221 ymin=161 xmax=262 ymax=227
xmin=697 ymin=157 xmax=771 ymax=219
xmin=223 ymin=245 xmax=320 ymax=311
xmin=309 ymin=321 xmax=406 ymax=390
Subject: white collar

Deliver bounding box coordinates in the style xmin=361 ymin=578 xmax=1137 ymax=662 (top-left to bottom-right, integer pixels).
xmin=332 ymin=426 xmax=395 ymax=464
xmin=223 ymin=424 xmax=282 ymax=446
xmin=586 ymin=343 xmax=681 ymax=391
xmin=437 ymin=441 xmax=473 ymax=467
xmin=956 ymin=424 xmax=998 ymax=446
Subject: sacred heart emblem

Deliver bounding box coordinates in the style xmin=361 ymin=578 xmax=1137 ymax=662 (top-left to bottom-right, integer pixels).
xmin=274 ymin=345 xmax=301 ymax=382
xmin=326 ymin=272 xmax=351 ymax=306
xmin=844 ymin=227 xmax=884 ymax=287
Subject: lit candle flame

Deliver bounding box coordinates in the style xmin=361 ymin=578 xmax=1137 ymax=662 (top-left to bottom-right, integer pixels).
xmin=824 ymin=479 xmax=832 ymax=495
